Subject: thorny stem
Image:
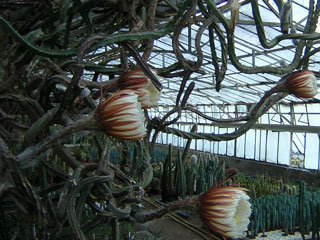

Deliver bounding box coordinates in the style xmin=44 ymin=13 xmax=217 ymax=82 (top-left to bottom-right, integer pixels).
xmin=184 ymin=106 xmax=249 ymax=123
xmin=142 ymin=0 xmax=159 ymax=61
xmin=133 ymin=196 xmax=198 ymax=223
xmin=176 ymin=70 xmax=193 ymax=106
xmin=53 ymin=34 xmax=105 ymax=123
xmin=172 ymin=0 xmax=198 ymax=71
xmin=157 ymin=84 xmax=288 ymax=142
xmin=149 ymin=79 xmax=287 ymax=150
xmin=0 ymin=137 xmax=48 ymax=239
xmin=205 ymin=0 xmax=312 ymax=74
xmin=150 ymin=79 xmax=195 ymax=152
xmin=17 ymin=113 xmax=99 ymax=168
xmin=248 ymin=81 xmax=286 ymax=117
xmin=123 ymin=42 xmax=163 ymax=91
xmin=141 ymin=196 xmax=221 ymax=240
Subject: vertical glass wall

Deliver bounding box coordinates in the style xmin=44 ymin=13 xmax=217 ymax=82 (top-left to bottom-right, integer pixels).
xmin=149 ymin=103 xmax=320 ymax=170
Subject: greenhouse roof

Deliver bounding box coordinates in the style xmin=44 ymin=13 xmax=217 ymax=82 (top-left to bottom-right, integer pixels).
xmin=144 ymin=0 xmax=320 ymax=107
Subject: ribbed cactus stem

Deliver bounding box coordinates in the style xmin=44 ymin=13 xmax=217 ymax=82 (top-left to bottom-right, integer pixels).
xmin=299 ymin=181 xmax=306 ymax=238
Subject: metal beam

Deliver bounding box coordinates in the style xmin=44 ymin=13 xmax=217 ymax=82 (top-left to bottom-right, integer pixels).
xmin=175 ymin=122 xmax=320 ymax=134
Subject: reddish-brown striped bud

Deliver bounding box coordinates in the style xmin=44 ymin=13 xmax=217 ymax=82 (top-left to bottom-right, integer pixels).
xmin=284 ymin=70 xmax=318 ymax=99
xmin=198 ymin=186 xmax=251 ymax=238
xmin=118 ymin=67 xmax=161 ymax=108
xmin=96 ymin=90 xmax=146 ymax=140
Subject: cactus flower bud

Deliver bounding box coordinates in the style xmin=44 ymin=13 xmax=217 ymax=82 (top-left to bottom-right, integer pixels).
xmin=96 ymin=90 xmax=147 ymax=140
xmin=284 ymin=70 xmax=318 ymax=99
xmin=118 ymin=67 xmax=161 ymax=108
xmin=198 ymin=186 xmax=251 ymax=238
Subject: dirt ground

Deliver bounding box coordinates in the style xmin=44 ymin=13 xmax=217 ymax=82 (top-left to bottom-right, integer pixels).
xmin=134 ymin=215 xmax=204 ymax=240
